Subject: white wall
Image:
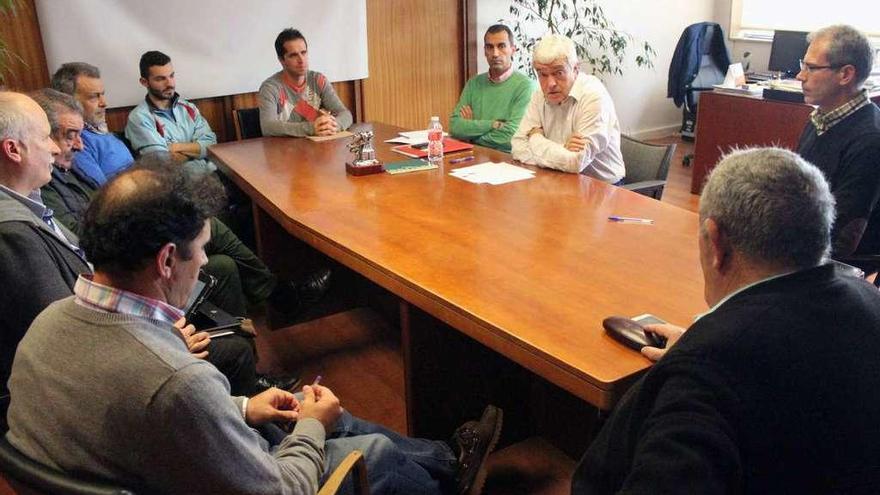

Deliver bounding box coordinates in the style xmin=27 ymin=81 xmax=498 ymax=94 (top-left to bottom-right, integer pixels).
xmin=713 ymin=0 xmax=772 ymax=72
xmin=36 ymin=0 xmax=368 ymax=108
xmin=478 ymin=0 xmax=717 ymax=138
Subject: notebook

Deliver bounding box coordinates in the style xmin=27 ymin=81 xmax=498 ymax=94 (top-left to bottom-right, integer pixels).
xmin=384 ymin=159 xmax=439 ymax=174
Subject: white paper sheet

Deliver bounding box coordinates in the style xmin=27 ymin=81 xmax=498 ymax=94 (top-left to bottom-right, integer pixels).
xmin=449 ymin=162 xmax=535 ymax=185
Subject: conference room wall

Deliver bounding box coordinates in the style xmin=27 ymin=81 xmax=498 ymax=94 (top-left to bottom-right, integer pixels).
xmin=476 ymin=0 xmax=717 ymax=139
xmin=714 ymin=0 xmax=772 ymax=72
xmin=1 ymin=0 xmax=466 ymax=140
xmin=362 ymin=0 xmax=465 ymax=131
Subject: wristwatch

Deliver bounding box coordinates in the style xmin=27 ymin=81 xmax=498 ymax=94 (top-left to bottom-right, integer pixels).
xmin=492 ymin=120 xmax=505 ymax=130
xmin=527 ymin=126 xmax=544 ymax=138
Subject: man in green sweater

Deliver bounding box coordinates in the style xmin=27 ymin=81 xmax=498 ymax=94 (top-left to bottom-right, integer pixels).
xmin=450 ymin=24 xmax=535 ymax=153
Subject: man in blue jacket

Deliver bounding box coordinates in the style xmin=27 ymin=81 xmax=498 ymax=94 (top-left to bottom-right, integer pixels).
xmin=125 ymin=50 xmax=216 ymax=177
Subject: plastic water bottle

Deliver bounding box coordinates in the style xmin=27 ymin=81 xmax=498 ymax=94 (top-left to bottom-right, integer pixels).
xmin=427 ymin=116 xmax=444 ymax=164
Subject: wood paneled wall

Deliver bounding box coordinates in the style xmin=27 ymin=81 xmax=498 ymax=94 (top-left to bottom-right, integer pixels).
xmin=363 ymin=0 xmax=464 ymax=130
xmin=2 ymin=0 xmax=473 ymax=140
xmin=0 ymin=0 xmax=48 ymax=91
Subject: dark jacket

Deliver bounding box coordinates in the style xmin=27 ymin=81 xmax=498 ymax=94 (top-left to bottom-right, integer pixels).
xmin=0 ymin=188 xmax=90 ymax=400
xmin=574 ymin=264 xmax=880 ymax=494
xmin=41 ymin=165 xmax=100 ymax=235
xmin=667 ymin=22 xmax=731 ymax=108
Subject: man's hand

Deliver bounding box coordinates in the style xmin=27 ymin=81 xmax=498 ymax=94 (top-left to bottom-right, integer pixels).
xmin=298 ymin=384 xmax=342 ymax=431
xmin=526 ymin=126 xmax=544 ymax=138
xmin=640 ymin=323 xmax=686 ymax=362
xmin=170 ymin=151 xmax=190 ymax=164
xmin=314 ymin=113 xmax=339 ymax=136
xmin=565 ymin=133 xmax=587 ymax=152
xmin=459 ymin=105 xmax=473 ymax=120
xmin=174 ymin=317 xmax=210 ymax=359
xmin=168 ymin=142 xmax=202 ymax=159
xmin=245 ymin=388 xmax=300 ymax=426
xmin=237 ymin=318 xmax=257 ymax=337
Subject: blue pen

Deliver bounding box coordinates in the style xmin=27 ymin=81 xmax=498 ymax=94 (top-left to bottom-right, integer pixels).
xmin=450 ymin=156 xmax=475 ymax=164
xmin=608 ymin=216 xmax=654 ymax=224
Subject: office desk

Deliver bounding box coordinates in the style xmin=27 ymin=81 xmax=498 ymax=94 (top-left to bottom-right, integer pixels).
xmin=209 ymin=123 xmax=706 ymax=419
xmin=691 ymin=91 xmax=813 ymax=193
xmin=691 ymin=90 xmax=880 ymax=193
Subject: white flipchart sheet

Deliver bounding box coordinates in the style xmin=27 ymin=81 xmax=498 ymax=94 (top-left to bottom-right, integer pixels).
xmin=36 ymin=0 xmax=369 ymax=108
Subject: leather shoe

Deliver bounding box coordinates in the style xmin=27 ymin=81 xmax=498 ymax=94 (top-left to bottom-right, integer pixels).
xmin=297 ymin=267 xmax=332 ymax=304
xmin=255 ymin=374 xmax=301 ymax=393
xmin=452 ymin=405 xmax=503 ymax=495
xmin=268 ymin=268 xmax=332 ymax=316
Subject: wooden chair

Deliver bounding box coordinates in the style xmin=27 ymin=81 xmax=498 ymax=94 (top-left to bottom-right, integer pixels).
xmin=619 ymin=134 xmax=676 ymax=200
xmin=318 ymin=450 xmax=370 ymax=495
xmin=232 ymin=107 xmax=263 ymax=140
xmin=0 ymin=437 xmax=368 ymax=495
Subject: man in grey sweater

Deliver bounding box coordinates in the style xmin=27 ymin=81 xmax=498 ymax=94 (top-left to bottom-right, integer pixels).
xmin=258 ymin=28 xmax=354 ymax=137
xmin=6 ymin=158 xmax=502 ymax=494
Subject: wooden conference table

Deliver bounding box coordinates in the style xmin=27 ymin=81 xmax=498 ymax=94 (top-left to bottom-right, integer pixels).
xmin=209 ymin=122 xmax=707 ymax=416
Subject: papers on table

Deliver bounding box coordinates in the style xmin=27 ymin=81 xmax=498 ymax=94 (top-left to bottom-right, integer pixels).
xmin=384 ymin=129 xmax=449 ymax=145
xmin=721 ymin=62 xmax=746 ymax=87
xmin=712 ymin=83 xmax=763 ymax=97
xmin=767 ymin=79 xmax=803 ymax=92
xmin=713 ymin=62 xmax=763 ymax=97
xmin=449 ymin=162 xmax=535 ymax=185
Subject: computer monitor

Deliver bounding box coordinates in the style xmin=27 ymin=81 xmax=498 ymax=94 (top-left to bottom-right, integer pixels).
xmin=768 ymin=30 xmax=809 ymax=77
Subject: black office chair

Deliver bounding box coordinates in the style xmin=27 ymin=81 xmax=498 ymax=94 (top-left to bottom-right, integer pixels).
xmin=0 ymin=436 xmax=135 ymax=495
xmin=232 ymin=107 xmax=263 ymax=140
xmin=619 ymin=135 xmax=676 ymax=200
xmin=668 ymin=22 xmax=731 ymax=143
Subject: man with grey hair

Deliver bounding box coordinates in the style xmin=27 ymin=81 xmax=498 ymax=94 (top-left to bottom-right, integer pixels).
xmin=796 ymin=24 xmax=880 ymax=258
xmin=0 ymin=92 xmax=78 ymax=425
xmin=30 ymin=88 xmax=97 ymax=232
xmin=510 ymin=33 xmax=624 ymax=183
xmin=50 ymin=62 xmax=131 ymax=184
xmin=573 ymin=147 xmax=880 ymax=493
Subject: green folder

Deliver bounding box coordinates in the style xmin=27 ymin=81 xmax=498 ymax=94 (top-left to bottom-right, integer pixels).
xmin=384 ymin=159 xmax=439 ymax=175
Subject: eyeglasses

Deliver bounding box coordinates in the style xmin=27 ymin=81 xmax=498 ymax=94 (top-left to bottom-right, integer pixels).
xmin=799 ymin=59 xmax=844 ymax=73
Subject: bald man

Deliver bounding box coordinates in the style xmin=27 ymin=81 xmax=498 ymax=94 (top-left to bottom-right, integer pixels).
xmin=0 ymin=92 xmax=87 ymax=421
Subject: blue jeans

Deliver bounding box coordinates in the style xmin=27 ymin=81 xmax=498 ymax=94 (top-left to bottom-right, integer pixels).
xmin=323 ymin=410 xmax=458 ymax=494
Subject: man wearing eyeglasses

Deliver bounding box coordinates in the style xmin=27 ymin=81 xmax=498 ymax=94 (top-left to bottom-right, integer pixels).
xmin=796 ymin=24 xmax=880 ymax=257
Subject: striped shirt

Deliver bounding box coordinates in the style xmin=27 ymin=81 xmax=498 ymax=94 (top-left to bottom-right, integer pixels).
xmin=74 ymin=274 xmax=183 ymax=325
xmin=810 ymin=89 xmax=870 ymax=136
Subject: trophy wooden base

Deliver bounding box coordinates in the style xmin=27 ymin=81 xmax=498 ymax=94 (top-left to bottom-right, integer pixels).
xmin=346 ymin=161 xmax=385 ymax=176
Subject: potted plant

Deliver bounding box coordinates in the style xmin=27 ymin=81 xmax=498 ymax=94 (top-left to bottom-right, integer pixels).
xmin=506 ymin=0 xmax=655 ymax=77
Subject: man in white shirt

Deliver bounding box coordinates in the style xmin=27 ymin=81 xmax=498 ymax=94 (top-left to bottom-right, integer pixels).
xmin=511 ymin=34 xmax=625 ymax=183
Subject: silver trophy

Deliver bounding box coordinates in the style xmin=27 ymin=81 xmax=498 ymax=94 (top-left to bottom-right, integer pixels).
xmin=346 ymin=131 xmax=384 ymax=175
